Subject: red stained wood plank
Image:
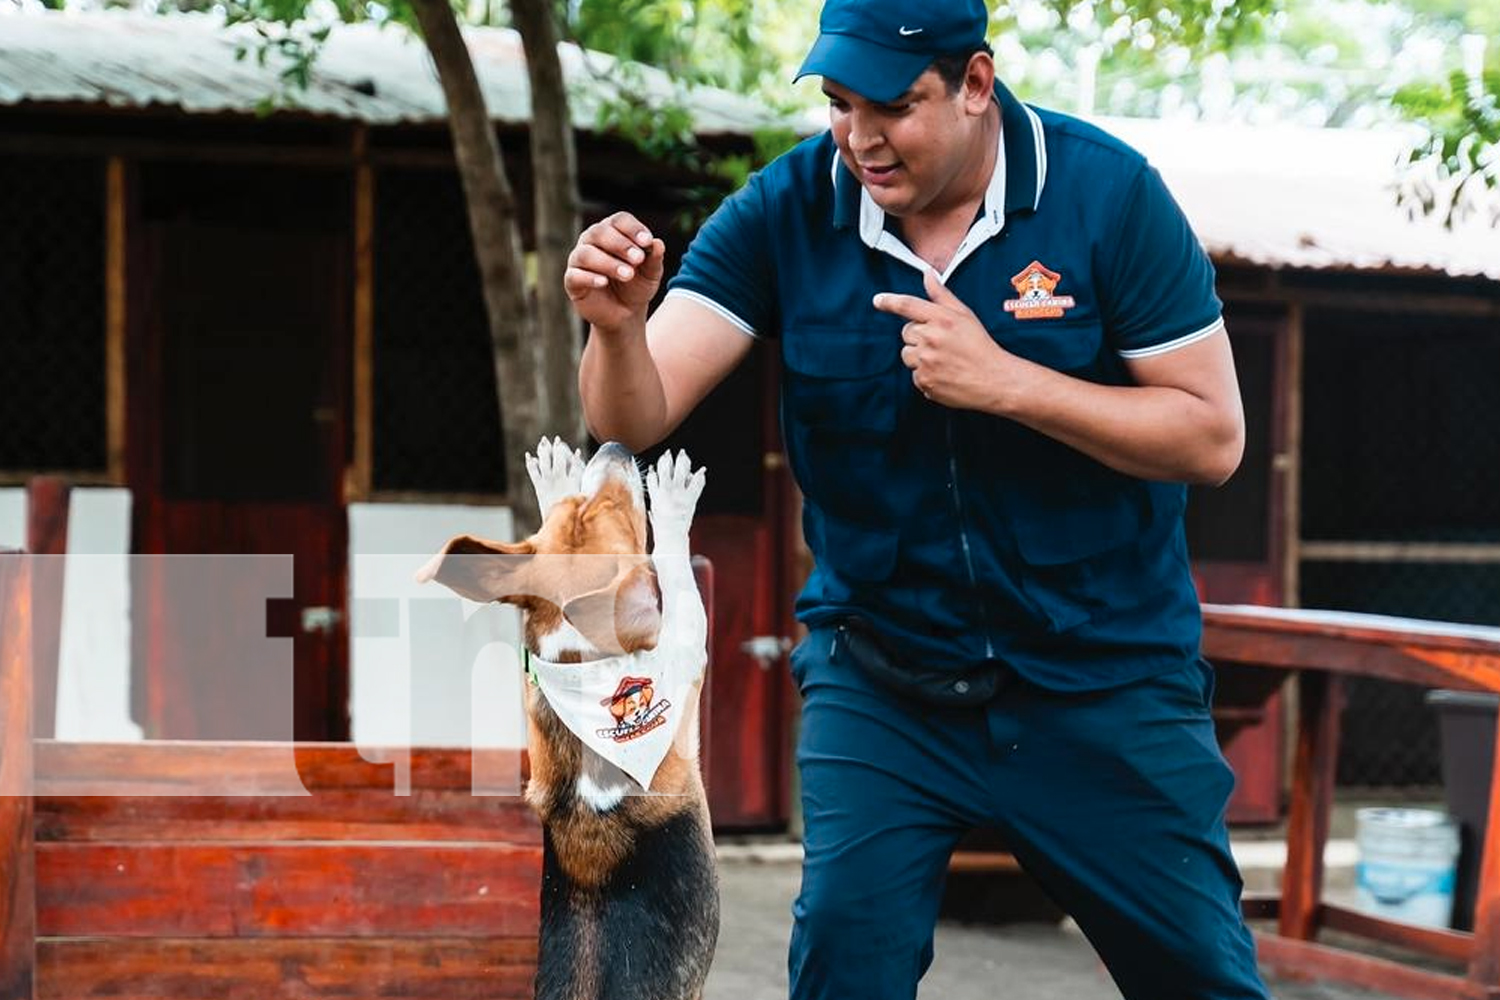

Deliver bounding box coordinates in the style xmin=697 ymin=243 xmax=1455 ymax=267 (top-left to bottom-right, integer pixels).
xmin=1254 ymin=933 xmax=1475 ymax=1000
xmin=36 ymin=842 xmax=540 ymax=939
xmin=1204 ymin=624 xmax=1497 ymax=692
xmin=1202 ymin=605 xmax=1500 ymax=692
xmin=34 ymin=791 xmax=540 ymax=845
xmin=37 ymin=937 xmax=537 ymax=1000
xmin=1320 ymin=903 xmax=1473 ymax=964
xmin=25 ymin=478 xmax=68 ymax=743
xmin=1469 ymin=707 xmax=1500 ymax=992
xmin=0 ymin=553 xmax=35 ymax=1000
xmin=1204 ymin=604 xmax=1500 ymax=658
xmin=947 ymin=851 xmax=1022 ymax=874
xmin=1278 ymin=672 xmax=1341 ymax=942
xmin=34 ymin=741 xmax=527 ymax=797
xmin=697 ymin=517 xmax=784 ymax=828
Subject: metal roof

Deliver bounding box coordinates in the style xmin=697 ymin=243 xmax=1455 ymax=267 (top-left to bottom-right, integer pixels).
xmin=5 ymin=9 xmax=1497 ymax=280
xmin=1097 ymin=115 xmax=1500 ymax=282
xmin=0 ymin=7 xmax=790 ymax=136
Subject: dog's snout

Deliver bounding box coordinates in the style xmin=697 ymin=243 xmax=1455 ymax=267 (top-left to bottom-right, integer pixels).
xmin=581 ymin=441 xmax=643 ymax=498
xmin=594 ymin=441 xmax=635 ymax=464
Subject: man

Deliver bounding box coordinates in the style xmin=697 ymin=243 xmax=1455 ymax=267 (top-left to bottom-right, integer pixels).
xmin=566 ymin=0 xmax=1268 ymax=997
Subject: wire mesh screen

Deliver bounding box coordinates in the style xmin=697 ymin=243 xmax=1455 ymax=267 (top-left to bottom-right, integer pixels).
xmin=0 ymin=155 xmax=106 ymax=473
xmin=1303 ymin=561 xmax=1500 ymax=788
xmin=372 ymin=168 xmax=505 ymax=495
xmin=1301 ymin=307 xmax=1500 ymax=789
xmin=1186 ymin=316 xmax=1275 ymax=563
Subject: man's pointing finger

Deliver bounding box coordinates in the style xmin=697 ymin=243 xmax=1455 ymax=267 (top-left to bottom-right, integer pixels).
xmin=922 ymin=268 xmax=975 ymax=315
xmin=872 ymin=292 xmax=941 ymax=321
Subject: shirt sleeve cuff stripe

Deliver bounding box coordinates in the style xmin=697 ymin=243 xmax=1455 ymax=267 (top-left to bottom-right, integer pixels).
xmin=1117 ymin=317 xmax=1225 ymax=359
xmin=663 ymin=289 xmax=761 ymax=339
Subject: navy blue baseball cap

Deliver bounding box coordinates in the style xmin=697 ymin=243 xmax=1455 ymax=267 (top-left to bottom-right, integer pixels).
xmin=795 ymin=0 xmax=990 ymax=103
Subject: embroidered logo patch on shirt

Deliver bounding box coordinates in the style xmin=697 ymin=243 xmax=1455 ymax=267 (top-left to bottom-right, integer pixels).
xmin=1003 ymin=260 xmax=1076 ymax=320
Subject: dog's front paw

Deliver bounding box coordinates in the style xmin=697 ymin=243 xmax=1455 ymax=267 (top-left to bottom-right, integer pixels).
xmin=526 ymin=436 xmax=585 ymax=515
xmin=647 ymin=450 xmax=705 ymax=535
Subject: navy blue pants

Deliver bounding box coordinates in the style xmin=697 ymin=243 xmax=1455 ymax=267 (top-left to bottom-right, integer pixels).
xmin=787 ymin=627 xmax=1270 ymax=1000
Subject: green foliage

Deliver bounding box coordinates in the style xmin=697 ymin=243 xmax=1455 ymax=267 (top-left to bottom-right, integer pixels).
xmin=575 ymin=52 xmax=800 ymax=224
xmin=1402 ymin=0 xmax=1500 ymax=36
xmin=580 ymin=62 xmax=701 ymax=167
xmin=566 ymin=0 xmax=786 ymax=95
xmin=733 ymin=128 xmax=804 ymax=185
xmin=1393 ymin=68 xmax=1500 ymax=226
xmin=994 ymin=0 xmax=1282 ymax=55
xmin=676 ymin=125 xmax=801 ymax=228
xmin=215 ymin=0 xmax=385 ymax=112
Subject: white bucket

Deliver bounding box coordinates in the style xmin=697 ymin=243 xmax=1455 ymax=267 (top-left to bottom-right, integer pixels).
xmin=1355 ymin=807 xmax=1460 ymax=928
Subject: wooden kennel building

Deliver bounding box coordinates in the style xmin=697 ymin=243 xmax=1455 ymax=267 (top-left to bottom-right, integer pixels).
xmin=0 ymin=9 xmax=801 ymax=833
xmin=6 ymin=9 xmax=1500 ymax=1000
xmin=5 ymin=10 xmax=1500 ymax=834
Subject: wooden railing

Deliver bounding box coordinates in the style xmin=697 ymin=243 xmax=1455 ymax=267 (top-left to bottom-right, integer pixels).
xmin=30 ymin=742 xmax=541 ymax=999
xmin=1203 ymin=603 xmax=1500 ymax=1000
xmin=0 ymin=549 xmax=544 ymax=999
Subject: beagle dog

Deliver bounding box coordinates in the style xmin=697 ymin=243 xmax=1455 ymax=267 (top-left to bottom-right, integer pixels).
xmin=419 ymin=439 xmax=718 ymax=1000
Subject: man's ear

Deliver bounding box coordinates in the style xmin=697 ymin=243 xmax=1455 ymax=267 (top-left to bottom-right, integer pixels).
xmin=963 ymin=51 xmax=995 ymax=113
xmin=560 ymin=562 xmax=662 ymax=656
xmin=416 ymin=534 xmax=536 ymax=604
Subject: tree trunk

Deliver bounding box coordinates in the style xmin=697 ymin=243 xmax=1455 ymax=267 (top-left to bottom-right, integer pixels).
xmin=409 ymin=0 xmax=543 ymax=532
xmin=510 ymin=0 xmax=585 ymax=447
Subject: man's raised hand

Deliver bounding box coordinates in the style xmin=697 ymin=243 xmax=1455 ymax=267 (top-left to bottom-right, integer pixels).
xmin=564 ymin=211 xmax=667 ymax=333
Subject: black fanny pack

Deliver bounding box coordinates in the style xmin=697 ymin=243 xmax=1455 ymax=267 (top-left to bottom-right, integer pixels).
xmin=831 ymin=619 xmax=1008 ymax=708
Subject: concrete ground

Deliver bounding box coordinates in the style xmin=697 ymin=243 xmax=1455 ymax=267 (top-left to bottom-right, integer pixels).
xmin=703 ymin=836 xmax=1411 ymax=1000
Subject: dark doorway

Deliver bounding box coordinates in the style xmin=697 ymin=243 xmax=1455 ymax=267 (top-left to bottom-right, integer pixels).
xmin=129 ymin=163 xmax=351 ymax=741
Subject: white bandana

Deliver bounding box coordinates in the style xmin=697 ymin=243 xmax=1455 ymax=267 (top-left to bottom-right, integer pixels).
xmin=527 ymin=642 xmax=705 ymax=791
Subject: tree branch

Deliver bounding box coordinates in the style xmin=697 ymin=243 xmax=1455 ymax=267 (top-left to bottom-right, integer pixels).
xmin=409 ymin=0 xmax=543 ymax=529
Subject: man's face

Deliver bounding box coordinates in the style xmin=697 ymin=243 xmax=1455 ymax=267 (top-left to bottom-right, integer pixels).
xmin=823 ymin=64 xmax=988 ymax=219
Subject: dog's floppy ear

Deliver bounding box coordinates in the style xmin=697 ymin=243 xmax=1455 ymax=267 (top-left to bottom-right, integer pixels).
xmin=417 ymin=534 xmax=536 ymax=605
xmin=560 ymin=561 xmax=662 ymax=656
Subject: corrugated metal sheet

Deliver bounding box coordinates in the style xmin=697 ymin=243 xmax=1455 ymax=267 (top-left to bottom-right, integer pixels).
xmin=5 ymin=9 xmax=1497 ymax=279
xmin=0 ymin=8 xmax=789 ymax=136
xmin=1098 ymin=115 xmax=1500 ymax=282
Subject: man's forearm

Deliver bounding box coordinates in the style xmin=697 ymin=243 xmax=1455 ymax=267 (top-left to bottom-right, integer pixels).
xmin=987 ymin=359 xmax=1244 ymax=486
xmin=578 ymin=320 xmax=672 ymax=452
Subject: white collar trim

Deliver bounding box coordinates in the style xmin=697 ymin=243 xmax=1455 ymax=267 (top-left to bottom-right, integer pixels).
xmin=833 ymin=118 xmax=1009 ymax=282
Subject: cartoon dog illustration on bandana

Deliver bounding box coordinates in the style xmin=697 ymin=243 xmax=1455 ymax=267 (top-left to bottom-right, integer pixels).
xmin=598 ymin=675 xmax=672 ymax=742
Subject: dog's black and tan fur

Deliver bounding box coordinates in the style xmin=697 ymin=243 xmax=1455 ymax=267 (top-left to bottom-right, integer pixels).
xmin=421 ymin=441 xmax=719 ymax=1000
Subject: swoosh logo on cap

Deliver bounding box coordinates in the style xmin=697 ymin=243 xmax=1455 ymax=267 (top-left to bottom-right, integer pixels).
xmin=898 ymin=26 xmax=923 ymax=35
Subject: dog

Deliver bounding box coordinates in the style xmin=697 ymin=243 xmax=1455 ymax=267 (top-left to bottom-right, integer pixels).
xmin=418 ymin=438 xmax=719 ymax=1000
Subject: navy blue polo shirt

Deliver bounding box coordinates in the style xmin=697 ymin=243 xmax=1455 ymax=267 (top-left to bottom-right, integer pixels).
xmin=665 ymin=83 xmax=1223 ymax=691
